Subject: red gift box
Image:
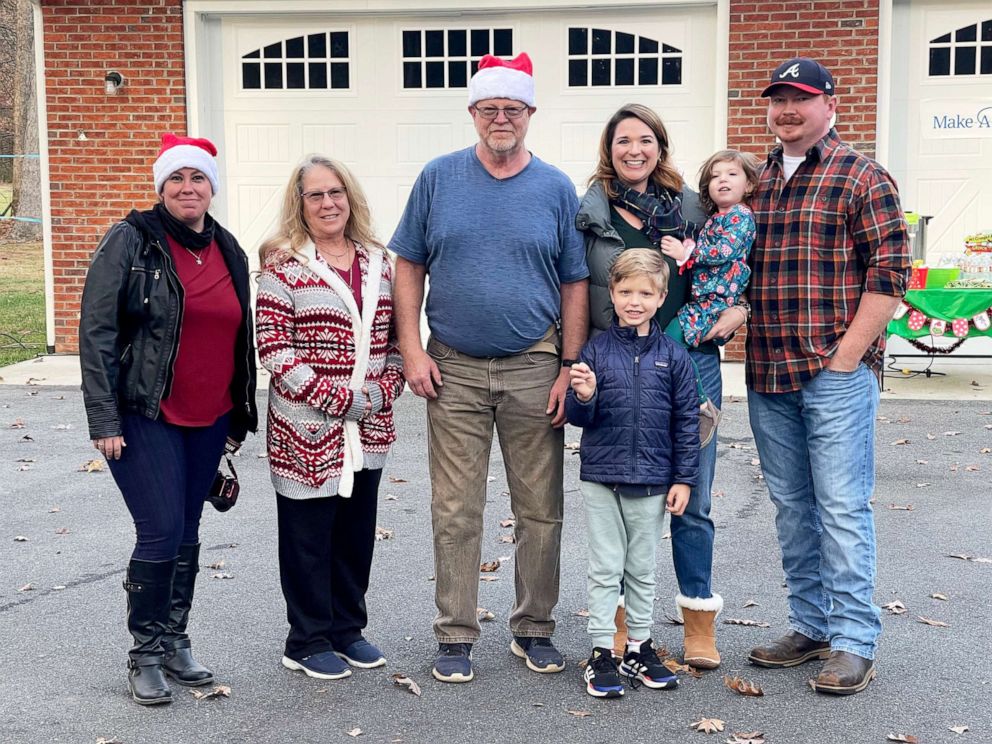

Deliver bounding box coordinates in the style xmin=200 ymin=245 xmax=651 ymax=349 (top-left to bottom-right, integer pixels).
xmin=908 ymin=266 xmax=928 ymax=289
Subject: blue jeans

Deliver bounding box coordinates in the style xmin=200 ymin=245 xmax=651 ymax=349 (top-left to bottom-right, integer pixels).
xmin=747 ymin=363 xmax=882 ymax=660
xmin=669 ymin=350 xmax=720 ymax=599
xmin=108 ymin=412 xmax=229 ymax=561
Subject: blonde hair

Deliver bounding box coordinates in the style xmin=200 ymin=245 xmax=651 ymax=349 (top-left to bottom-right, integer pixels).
xmin=589 ymin=103 xmax=683 ymax=198
xmin=609 ymin=248 xmax=670 ymax=294
xmin=697 ymin=149 xmax=760 ymax=215
xmin=258 ymin=154 xmax=383 ymax=266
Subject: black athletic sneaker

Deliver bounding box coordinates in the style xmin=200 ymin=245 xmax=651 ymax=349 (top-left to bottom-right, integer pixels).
xmin=620 ymin=639 xmax=678 ymax=689
xmin=583 ymin=647 xmax=624 ymax=698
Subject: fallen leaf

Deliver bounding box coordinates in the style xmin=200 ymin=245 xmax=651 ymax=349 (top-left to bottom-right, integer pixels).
xmin=564 ymin=441 xmax=580 ymax=451
xmin=16 ymin=457 xmax=34 ymax=463
xmin=691 ymin=718 xmax=726 ymax=734
xmin=390 ymin=673 xmax=422 ymax=696
xmin=723 ymin=675 xmax=764 ymax=697
xmin=886 ymin=504 xmax=914 ymax=511
xmin=926 ymin=434 xmax=936 ymax=440
xmin=567 ymin=710 xmax=592 ymax=718
xmin=981 ymin=448 xmax=991 ymax=454
xmin=723 ymin=617 xmax=771 ymax=628
xmin=48 ymin=506 xmax=60 ymax=513
xmin=662 ymin=532 xmax=672 ymax=540
xmin=949 ymin=725 xmax=969 ymax=734
xmin=255 ymin=452 xmax=268 ymax=458
xmin=750 ymin=458 xmax=761 ymax=466
xmin=480 ymin=559 xmax=501 ymax=572
xmin=9 ymin=418 xmax=25 ymax=429
xmin=886 ymin=735 xmax=919 ymax=744
xmin=663 ymin=659 xmax=701 ymax=678
xmin=915 ymin=459 xmax=928 ymax=464
xmin=385 ymin=494 xmax=398 ymax=501
xmin=663 ymin=613 xmax=684 ymax=625
xmin=497 ymin=533 xmax=515 ymax=544
xmin=375 ymin=526 xmax=394 ymax=541
xmin=965 ymin=465 xmax=980 ymax=472
xmin=96 ymin=738 xmax=125 ymax=744
xmin=947 ymin=553 xmax=992 ymax=563
xmin=486 ymin=476 xmax=495 ymax=483
xmin=21 ymin=434 xmax=34 ymax=441
xmin=347 ymin=728 xmax=363 ymax=737
xmin=51 ymin=423 xmax=73 ymax=430
xmin=190 ymin=684 xmax=230 ymax=701
xmin=574 ymin=608 xmax=590 ymax=617
xmin=80 ymin=459 xmax=105 ymax=473
xmin=54 ymin=527 xmax=71 ymax=535
xmin=499 ymin=518 xmax=515 ymax=528
xmin=914 ymin=483 xmax=930 ymax=488
xmin=477 ymin=607 xmax=495 ymax=622
xmin=943 ymin=431 xmax=961 ymax=436
xmin=479 ymin=575 xmax=499 ymax=582
xmin=53 ymin=585 xmax=65 ymax=590
xmin=712 ymin=490 xmax=725 ymax=498
xmin=388 ymin=476 xmax=408 ymax=483
xmin=211 ymin=572 xmax=235 ymax=580
xmin=931 ymin=593 xmax=948 ymax=601
xmin=890 ymin=439 xmax=910 ymax=446
xmin=917 ymin=616 xmax=949 ymax=627
xmin=882 ymin=600 xmax=907 ymax=615
xmin=726 ymin=734 xmax=765 ymax=744
xmin=17 ymin=463 xmax=32 ymax=471
xmin=208 ymin=560 xmax=225 ymax=570
xmin=18 ymin=583 xmax=33 ymax=592
xmin=742 ymin=600 xmax=760 ymax=608
xmin=14 ymin=535 xmax=29 ymax=542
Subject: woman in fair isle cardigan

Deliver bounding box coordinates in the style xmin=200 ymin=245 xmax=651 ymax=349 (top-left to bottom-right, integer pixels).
xmin=256 ymin=155 xmax=404 ymax=681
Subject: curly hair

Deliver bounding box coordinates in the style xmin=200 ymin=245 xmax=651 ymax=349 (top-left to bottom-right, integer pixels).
xmin=696 ymin=149 xmax=760 ymax=215
xmin=258 ymin=154 xmax=383 ymax=266
xmin=589 ymin=103 xmax=683 ymax=198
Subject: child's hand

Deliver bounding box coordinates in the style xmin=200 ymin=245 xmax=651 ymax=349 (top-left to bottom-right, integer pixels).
xmin=665 ymin=484 xmax=691 ymax=516
xmin=569 ymin=362 xmax=597 ymax=402
xmin=660 ymin=236 xmax=689 ymax=261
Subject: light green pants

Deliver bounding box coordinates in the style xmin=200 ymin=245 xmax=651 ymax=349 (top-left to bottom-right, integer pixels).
xmin=581 ymin=480 xmax=666 ymax=649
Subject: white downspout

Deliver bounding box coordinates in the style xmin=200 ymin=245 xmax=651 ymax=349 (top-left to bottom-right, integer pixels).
xmin=714 ymin=0 xmax=730 ymax=149
xmin=29 ymin=0 xmax=55 ymax=353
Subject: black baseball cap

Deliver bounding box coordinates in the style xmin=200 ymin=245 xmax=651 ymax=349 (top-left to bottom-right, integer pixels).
xmin=761 ymin=57 xmax=835 ymax=96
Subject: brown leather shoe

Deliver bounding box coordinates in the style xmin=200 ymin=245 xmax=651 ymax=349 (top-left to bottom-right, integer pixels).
xmin=748 ymin=630 xmax=830 ymax=668
xmin=814 ymin=651 xmax=876 ymax=695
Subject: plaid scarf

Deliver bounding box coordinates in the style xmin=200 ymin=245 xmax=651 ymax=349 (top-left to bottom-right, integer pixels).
xmin=609 ymin=180 xmax=695 ymax=244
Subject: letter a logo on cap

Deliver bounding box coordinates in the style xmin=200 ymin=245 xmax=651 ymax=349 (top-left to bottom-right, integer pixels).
xmin=779 ymin=63 xmax=801 ymax=79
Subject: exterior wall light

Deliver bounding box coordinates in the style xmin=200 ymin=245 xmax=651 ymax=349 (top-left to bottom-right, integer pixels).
xmin=105 ymin=71 xmax=125 ymax=95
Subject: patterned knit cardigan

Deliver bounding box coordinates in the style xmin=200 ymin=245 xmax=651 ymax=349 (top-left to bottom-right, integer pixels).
xmin=256 ymin=244 xmax=404 ymax=499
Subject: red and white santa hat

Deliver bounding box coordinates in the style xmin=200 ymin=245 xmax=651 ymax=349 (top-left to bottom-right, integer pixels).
xmin=153 ymin=133 xmax=220 ymax=195
xmin=468 ymin=53 xmax=536 ymax=108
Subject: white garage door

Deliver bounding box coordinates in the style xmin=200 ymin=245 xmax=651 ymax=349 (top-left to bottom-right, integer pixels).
xmin=891 ymin=0 xmax=992 ymax=258
xmin=216 ymin=7 xmax=717 ymax=266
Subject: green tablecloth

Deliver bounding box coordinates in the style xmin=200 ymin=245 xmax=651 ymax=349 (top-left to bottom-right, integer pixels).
xmin=887 ymin=288 xmax=992 ymax=339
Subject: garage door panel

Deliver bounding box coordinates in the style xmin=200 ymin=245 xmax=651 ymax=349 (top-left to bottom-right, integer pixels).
xmin=220 ymin=7 xmax=716 ymax=254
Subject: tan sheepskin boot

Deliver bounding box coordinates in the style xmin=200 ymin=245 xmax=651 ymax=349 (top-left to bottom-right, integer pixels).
xmin=612 ymin=596 xmax=627 ymax=658
xmin=676 ymin=593 xmax=723 ymax=669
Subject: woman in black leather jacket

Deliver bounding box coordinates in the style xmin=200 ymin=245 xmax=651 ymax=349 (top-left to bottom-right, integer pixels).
xmin=79 ymin=134 xmax=257 ymax=706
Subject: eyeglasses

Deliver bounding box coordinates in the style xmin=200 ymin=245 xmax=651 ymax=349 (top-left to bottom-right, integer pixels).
xmin=473 ymin=105 xmax=529 ymax=120
xmin=301 ymin=187 xmax=348 ymax=203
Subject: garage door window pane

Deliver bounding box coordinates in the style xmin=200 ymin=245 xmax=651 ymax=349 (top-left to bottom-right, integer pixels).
xmin=448 ymin=30 xmax=467 ymax=57
xmin=983 ymin=21 xmax=992 ymax=41
xmin=308 ymin=33 xmax=326 ymax=58
xmin=330 ymin=32 xmax=349 ymax=58
xmin=955 ymin=46 xmax=977 ymax=75
xmin=264 ymin=63 xmax=282 ymax=88
xmin=982 ymin=46 xmax=992 ymax=74
xmin=309 ymin=62 xmax=328 ymax=89
xmin=471 ymin=29 xmax=489 ymax=56
xmin=331 ymin=63 xmax=349 ymax=89
xmin=242 ymin=31 xmax=351 ymax=91
xmin=426 ymin=30 xmax=445 ymax=57
xmin=569 ymin=28 xmax=587 ymax=55
xmin=402 ymin=28 xmax=512 ymax=89
xmin=287 ymin=62 xmax=305 ymax=88
xmin=956 ymin=24 xmax=977 ymax=43
xmin=242 ymin=62 xmax=261 ymax=89
xmin=403 ymin=62 xmax=422 ymax=88
xmin=286 ymin=36 xmax=304 ymax=58
xmin=449 ymin=60 xmax=468 ymax=88
xmin=568 ymin=27 xmax=682 ymax=88
xmin=929 ymin=47 xmax=951 ymax=76
xmin=494 ymin=29 xmax=512 ymax=56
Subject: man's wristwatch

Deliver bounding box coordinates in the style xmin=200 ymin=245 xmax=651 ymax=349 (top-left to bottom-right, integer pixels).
xmin=561 ymin=358 xmax=579 ymax=368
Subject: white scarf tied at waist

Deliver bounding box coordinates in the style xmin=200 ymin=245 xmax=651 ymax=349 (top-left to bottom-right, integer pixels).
xmin=300 ymin=240 xmax=383 ymax=498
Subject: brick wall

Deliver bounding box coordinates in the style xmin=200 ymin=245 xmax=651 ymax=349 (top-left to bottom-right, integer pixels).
xmin=724 ymin=0 xmax=881 ymax=362
xmin=42 ymin=0 xmax=185 ymax=352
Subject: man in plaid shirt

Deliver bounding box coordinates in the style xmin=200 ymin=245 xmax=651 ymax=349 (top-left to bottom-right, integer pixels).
xmin=744 ymin=57 xmax=911 ymax=696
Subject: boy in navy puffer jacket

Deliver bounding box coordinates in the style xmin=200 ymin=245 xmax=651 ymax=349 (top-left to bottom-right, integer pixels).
xmin=566 ymin=249 xmax=699 ymax=699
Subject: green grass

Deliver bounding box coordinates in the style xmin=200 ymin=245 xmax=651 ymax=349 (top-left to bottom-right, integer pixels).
xmin=0 ymin=241 xmax=46 ymax=367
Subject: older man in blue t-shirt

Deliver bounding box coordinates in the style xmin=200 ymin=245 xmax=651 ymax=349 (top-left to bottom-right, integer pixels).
xmin=389 ymin=52 xmax=589 ymax=684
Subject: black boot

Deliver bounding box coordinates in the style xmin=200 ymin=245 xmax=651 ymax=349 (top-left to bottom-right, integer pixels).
xmin=124 ymin=558 xmax=176 ymax=705
xmin=162 ymin=543 xmax=214 ymax=686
